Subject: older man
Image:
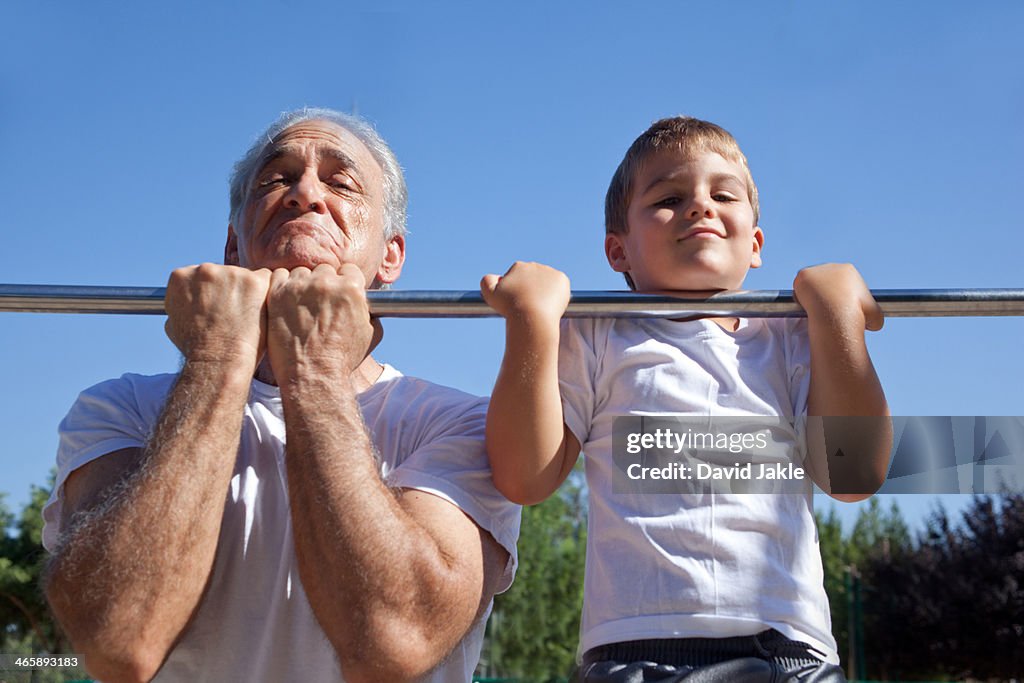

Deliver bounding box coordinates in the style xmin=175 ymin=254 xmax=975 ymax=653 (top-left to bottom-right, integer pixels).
xmin=41 ymin=108 xmax=520 ymax=683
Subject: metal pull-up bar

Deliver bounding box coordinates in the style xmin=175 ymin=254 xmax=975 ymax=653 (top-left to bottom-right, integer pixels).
xmin=1 ymin=284 xmax=1023 ymax=318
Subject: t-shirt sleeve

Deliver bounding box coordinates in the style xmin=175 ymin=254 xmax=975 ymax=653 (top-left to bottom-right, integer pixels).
xmin=42 ymin=373 xmax=174 ymax=552
xmin=558 ymin=318 xmax=598 ymax=447
xmin=383 ymin=391 xmax=522 ymax=593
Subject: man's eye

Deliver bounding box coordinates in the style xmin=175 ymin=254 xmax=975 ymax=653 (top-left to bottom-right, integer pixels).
xmin=328 ymin=176 xmax=355 ymax=191
xmin=257 ymin=174 xmax=287 ymax=188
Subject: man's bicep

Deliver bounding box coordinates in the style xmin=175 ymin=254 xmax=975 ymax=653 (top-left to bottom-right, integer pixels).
xmin=60 ymin=448 xmax=145 ymax=530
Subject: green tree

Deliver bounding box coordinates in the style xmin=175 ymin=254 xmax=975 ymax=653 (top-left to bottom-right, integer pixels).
xmin=815 ymin=507 xmax=851 ymax=669
xmin=1 ymin=475 xmax=90 ymax=682
xmin=480 ymin=472 xmax=587 ymax=683
xmin=816 ymin=498 xmax=911 ymax=679
xmin=851 ymin=498 xmax=911 ymax=681
xmin=849 ymin=497 xmax=910 ymax=566
xmin=1 ymin=479 xmax=66 ymax=653
xmin=866 ymin=494 xmax=1024 ymax=680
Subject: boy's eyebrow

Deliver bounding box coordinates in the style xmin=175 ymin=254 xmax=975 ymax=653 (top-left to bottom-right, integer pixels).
xmin=708 ymin=172 xmax=749 ymax=191
xmin=708 ymin=172 xmax=746 ymax=188
xmin=640 ymin=171 xmax=747 ymax=195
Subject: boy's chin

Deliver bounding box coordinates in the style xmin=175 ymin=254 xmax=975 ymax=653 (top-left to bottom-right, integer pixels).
xmin=635 ymin=277 xmax=750 ymax=294
xmin=630 ymin=263 xmax=752 ymax=293
xmin=634 ymin=286 xmax=729 ymax=297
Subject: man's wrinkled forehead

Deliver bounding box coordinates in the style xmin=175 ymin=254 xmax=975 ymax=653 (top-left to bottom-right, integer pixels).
xmin=256 ymin=120 xmax=363 ymax=168
xmin=258 ymin=142 xmax=360 ymax=174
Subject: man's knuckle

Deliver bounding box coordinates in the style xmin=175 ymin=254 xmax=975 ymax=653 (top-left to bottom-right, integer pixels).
xmin=195 ymin=262 xmax=217 ymax=277
xmin=307 ymin=278 xmax=331 ymax=296
xmin=338 ymin=278 xmax=364 ymax=298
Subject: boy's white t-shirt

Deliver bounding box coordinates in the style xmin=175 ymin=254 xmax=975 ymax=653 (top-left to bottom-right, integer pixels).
xmin=43 ymin=365 xmax=521 ymax=682
xmin=559 ymin=316 xmax=839 ymax=664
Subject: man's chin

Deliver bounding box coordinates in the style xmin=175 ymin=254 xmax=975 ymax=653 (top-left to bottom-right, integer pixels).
xmin=255 ymin=252 xmax=343 ymax=272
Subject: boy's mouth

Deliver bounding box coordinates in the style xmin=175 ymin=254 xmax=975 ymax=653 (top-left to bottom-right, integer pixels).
xmin=680 ymin=227 xmax=725 ymax=240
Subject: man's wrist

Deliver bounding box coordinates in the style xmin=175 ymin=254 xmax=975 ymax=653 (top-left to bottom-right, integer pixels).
xmin=277 ymin=359 xmax=358 ymax=400
xmin=180 ymin=355 xmax=259 ymax=389
xmin=181 ymin=336 xmax=262 ymax=365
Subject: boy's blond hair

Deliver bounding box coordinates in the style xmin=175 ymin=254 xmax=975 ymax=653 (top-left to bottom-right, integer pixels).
xmin=605 ymin=117 xmax=760 ymax=236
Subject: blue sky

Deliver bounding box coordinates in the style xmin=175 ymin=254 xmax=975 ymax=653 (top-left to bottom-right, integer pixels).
xmin=1 ymin=2 xmax=1022 ymax=534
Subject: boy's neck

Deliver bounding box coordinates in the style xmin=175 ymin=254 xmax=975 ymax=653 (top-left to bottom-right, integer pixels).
xmin=636 ymin=288 xmax=744 ymax=332
xmin=662 ymin=315 xmax=741 ymax=331
xmin=709 ymin=317 xmax=741 ymax=332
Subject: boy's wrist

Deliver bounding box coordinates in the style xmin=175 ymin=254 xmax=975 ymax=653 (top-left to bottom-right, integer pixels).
xmin=803 ymin=299 xmax=871 ymax=334
xmin=504 ymin=311 xmax=562 ymax=341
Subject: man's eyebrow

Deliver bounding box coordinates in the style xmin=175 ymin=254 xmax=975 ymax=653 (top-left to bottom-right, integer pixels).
xmin=255 ymin=146 xmax=294 ymax=170
xmin=318 ymin=146 xmax=359 ymax=169
xmin=254 ymin=144 xmax=360 ymax=172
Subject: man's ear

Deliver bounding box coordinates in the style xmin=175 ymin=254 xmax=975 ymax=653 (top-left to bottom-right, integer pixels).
xmin=750 ymin=226 xmax=765 ymax=269
xmin=605 ymin=232 xmax=630 ymax=273
xmin=376 ymin=234 xmax=406 ymax=285
xmin=225 ymin=225 xmax=241 ymax=266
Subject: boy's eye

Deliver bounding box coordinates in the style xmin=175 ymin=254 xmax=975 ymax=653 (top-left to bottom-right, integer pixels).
xmin=654 ymin=197 xmax=680 ymax=207
xmin=712 ymin=193 xmax=738 ymax=203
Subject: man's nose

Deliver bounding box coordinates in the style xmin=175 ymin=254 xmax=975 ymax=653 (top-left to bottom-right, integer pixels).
xmin=284 ymin=170 xmax=327 ymax=213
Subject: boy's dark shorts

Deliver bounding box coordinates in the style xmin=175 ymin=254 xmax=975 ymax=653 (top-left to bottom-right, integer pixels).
xmin=580 ymin=629 xmax=846 ymax=683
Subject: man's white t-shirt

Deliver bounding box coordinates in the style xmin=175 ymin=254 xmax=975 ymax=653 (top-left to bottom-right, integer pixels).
xmin=43 ymin=364 xmax=521 ymax=682
xmin=559 ymin=316 xmax=838 ymax=664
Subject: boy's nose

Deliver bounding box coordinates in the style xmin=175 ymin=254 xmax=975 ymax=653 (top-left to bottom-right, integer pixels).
xmin=688 ymin=197 xmax=715 ymax=219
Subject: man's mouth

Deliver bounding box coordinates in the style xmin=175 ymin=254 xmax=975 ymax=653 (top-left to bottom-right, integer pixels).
xmin=277 ymin=219 xmax=328 ymax=234
xmin=269 ymin=219 xmax=344 ymax=247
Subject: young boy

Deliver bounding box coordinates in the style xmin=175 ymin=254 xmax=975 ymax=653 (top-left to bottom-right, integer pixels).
xmin=480 ymin=117 xmax=892 ymax=682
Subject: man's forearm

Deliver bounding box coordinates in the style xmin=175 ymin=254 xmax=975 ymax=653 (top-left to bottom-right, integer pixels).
xmin=282 ymin=372 xmax=482 ymax=682
xmin=46 ymin=360 xmax=252 ymax=681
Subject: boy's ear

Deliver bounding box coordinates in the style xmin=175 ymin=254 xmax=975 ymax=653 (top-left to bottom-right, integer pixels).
xmin=605 ymin=232 xmax=630 ymax=273
xmin=375 ymin=234 xmax=406 ymax=285
xmin=749 ymin=226 xmax=765 ymax=269
xmin=225 ymin=224 xmax=240 ymax=266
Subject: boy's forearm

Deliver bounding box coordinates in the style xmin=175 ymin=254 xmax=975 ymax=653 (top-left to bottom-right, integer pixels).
xmin=487 ymin=318 xmax=572 ymax=505
xmin=806 ymin=314 xmax=892 ymax=499
xmin=807 ymin=312 xmax=887 ymax=415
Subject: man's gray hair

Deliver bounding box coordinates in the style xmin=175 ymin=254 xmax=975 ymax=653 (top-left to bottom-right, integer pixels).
xmin=229 ymin=107 xmax=408 ymax=240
